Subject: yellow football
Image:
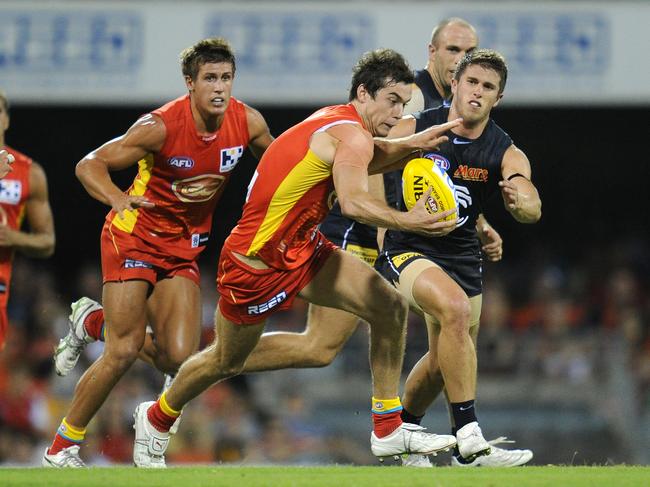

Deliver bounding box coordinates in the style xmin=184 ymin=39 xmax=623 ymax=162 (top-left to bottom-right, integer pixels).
xmin=402 ymin=157 xmax=457 ymax=221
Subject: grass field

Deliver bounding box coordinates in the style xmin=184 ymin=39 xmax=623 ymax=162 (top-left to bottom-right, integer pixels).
xmin=2 ymin=466 xmax=649 ymax=487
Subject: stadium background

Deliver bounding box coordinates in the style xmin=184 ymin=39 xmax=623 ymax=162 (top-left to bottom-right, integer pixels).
xmin=0 ymin=0 xmax=648 ymax=466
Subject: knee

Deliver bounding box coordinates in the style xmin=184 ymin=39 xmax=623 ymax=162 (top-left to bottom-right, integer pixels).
xmin=156 ymin=343 xmax=197 ymax=375
xmin=303 ymin=336 xmax=342 ymax=368
xmin=437 ymin=295 xmax=471 ymax=332
xmin=104 ymin=339 xmax=141 ymax=370
xmin=203 ymin=348 xmax=246 ymax=379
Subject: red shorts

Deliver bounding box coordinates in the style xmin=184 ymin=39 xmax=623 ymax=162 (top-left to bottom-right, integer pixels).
xmin=217 ymin=239 xmax=337 ymax=325
xmin=101 ymin=222 xmax=200 ymax=287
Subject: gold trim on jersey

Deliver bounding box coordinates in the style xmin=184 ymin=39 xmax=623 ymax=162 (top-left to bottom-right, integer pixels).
xmin=112 ymin=154 xmax=154 ymax=233
xmin=247 ymin=149 xmax=331 ymax=256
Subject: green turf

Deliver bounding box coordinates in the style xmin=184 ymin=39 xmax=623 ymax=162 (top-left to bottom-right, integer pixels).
xmin=1 ymin=465 xmax=648 ymax=487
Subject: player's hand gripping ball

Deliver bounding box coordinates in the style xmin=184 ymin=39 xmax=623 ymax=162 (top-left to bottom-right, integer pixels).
xmin=402 ymin=157 xmax=458 ymax=221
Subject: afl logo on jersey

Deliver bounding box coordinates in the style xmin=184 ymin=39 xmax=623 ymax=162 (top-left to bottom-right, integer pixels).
xmin=220 ymin=146 xmax=244 ymax=173
xmin=168 ymin=156 xmax=195 ymax=169
xmin=423 ymin=153 xmax=450 ymax=171
xmin=172 ymin=174 xmax=226 ymax=203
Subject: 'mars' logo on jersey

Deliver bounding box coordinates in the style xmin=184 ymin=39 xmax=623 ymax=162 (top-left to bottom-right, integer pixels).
xmin=0 ymin=180 xmax=22 ymax=205
xmin=220 ymin=146 xmax=244 ymax=173
xmin=453 ymin=165 xmax=488 ymax=182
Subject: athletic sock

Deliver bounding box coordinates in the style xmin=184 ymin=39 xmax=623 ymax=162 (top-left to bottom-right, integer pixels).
xmin=450 ymin=400 xmax=477 ymax=431
xmin=372 ymin=397 xmax=403 ymax=438
xmin=84 ymin=309 xmax=105 ymax=342
xmin=48 ymin=418 xmax=86 ymax=454
xmin=401 ymin=408 xmax=425 ymax=425
xmin=147 ymin=392 xmax=181 ymax=433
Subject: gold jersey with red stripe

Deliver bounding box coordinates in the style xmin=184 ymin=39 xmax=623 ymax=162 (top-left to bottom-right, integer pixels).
xmin=226 ymin=104 xmax=364 ymax=270
xmin=0 ymin=146 xmax=32 ymax=298
xmin=107 ymin=94 xmax=250 ymax=261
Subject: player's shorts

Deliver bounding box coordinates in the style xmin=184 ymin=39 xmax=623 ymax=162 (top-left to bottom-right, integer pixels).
xmin=320 ymin=211 xmax=378 ymax=266
xmin=217 ymin=238 xmax=337 ymax=325
xmin=101 ymin=221 xmax=200 ymax=287
xmin=375 ymin=249 xmax=482 ymax=298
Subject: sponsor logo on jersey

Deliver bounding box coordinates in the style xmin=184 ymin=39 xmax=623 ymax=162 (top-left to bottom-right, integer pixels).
xmin=172 ymin=174 xmax=226 ymax=202
xmin=454 ymin=184 xmax=471 ymax=228
xmin=374 ymin=401 xmax=384 ymax=410
xmin=423 ymin=153 xmax=450 ymax=171
xmin=247 ymin=291 xmax=288 ymax=315
xmin=191 ymin=232 xmax=209 ymax=248
xmin=220 ymin=146 xmax=244 ymax=173
xmin=390 ymin=252 xmax=424 ymax=269
xmin=453 ymin=165 xmax=488 ymax=182
xmin=0 ymin=179 xmax=22 ymax=205
xmin=344 ymin=244 xmax=378 ymax=266
xmin=124 ymin=259 xmax=153 ymax=269
xmin=168 ymin=156 xmax=195 ymax=169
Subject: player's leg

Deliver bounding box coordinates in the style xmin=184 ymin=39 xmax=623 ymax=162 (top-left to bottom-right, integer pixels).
xmin=144 ymin=275 xmax=201 ymax=375
xmin=133 ymin=306 xmax=265 ymax=467
xmin=395 ymin=259 xmax=490 ymax=461
xmin=298 ymin=249 xmax=456 ymax=457
xmin=44 ymin=280 xmax=150 ymax=467
xmin=242 ymin=303 xmax=359 ymax=372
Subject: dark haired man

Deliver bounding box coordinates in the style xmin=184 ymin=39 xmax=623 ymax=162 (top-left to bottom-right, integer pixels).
xmin=132 ymin=48 xmax=463 ymax=467
xmin=44 ymin=37 xmax=274 ymax=467
xmin=375 ymin=48 xmax=541 ymax=465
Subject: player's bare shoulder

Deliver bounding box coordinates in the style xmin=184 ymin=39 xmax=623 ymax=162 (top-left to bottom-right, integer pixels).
xmin=311 ymin=122 xmax=373 ymax=166
xmin=243 ymin=103 xmax=273 ymax=157
xmin=124 ymin=113 xmax=167 ymax=154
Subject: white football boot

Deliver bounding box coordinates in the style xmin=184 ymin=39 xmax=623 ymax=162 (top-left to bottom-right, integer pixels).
xmin=133 ymin=401 xmax=169 ymax=468
xmin=455 ymin=421 xmax=491 ymax=462
xmin=42 ymin=445 xmax=86 ymax=468
xmin=371 ymin=423 xmax=456 ymax=459
xmin=452 ymin=436 xmax=533 ymax=467
xmin=54 ymin=297 xmax=102 ymax=376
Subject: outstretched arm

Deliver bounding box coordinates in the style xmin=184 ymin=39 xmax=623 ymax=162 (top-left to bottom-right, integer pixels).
xmin=370 ymin=117 xmax=462 ymax=175
xmin=75 ymin=114 xmax=165 ymax=219
xmin=499 ymin=145 xmax=542 ymax=223
xmin=476 ymin=213 xmax=503 ymax=262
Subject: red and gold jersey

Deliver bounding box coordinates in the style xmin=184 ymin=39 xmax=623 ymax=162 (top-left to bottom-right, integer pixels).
xmin=0 ymin=146 xmax=32 ymax=300
xmin=226 ymin=104 xmax=364 ymax=270
xmin=108 ymin=94 xmax=250 ymax=261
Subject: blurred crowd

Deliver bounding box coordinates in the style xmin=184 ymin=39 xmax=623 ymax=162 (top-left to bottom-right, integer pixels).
xmin=0 ymin=236 xmax=648 ymax=466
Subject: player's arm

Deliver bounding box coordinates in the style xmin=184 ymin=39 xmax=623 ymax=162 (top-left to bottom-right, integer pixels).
xmin=499 ymin=144 xmax=542 ymax=223
xmin=0 ymin=162 xmax=55 ymax=257
xmin=370 ymin=117 xmax=462 ymax=175
xmin=245 ymin=104 xmax=274 ymax=160
xmin=367 ymin=173 xmax=388 ymax=249
xmin=75 ymin=114 xmax=165 ymax=218
xmin=0 ymin=150 xmax=14 ymax=179
xmin=476 ymin=213 xmax=503 ymax=262
xmin=323 ymin=124 xmax=456 ymax=237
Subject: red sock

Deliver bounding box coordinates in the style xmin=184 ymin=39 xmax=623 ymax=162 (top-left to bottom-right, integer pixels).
xmin=147 ymin=400 xmax=178 ymax=433
xmin=373 ymin=411 xmax=403 ymax=438
xmin=84 ymin=309 xmax=105 ymax=341
xmin=48 ymin=433 xmax=80 ymax=455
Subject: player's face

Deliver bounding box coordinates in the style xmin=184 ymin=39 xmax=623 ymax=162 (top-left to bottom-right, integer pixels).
xmin=451 ymin=64 xmax=503 ymax=124
xmin=362 ymin=81 xmax=412 ymax=137
xmin=429 ymin=24 xmax=478 ymax=90
xmin=186 ymin=62 xmax=234 ymax=118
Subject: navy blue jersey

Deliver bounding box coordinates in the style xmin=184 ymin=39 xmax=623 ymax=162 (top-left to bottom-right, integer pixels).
xmin=383 ymin=106 xmax=512 ymax=258
xmin=320 ymin=69 xmax=446 ymax=248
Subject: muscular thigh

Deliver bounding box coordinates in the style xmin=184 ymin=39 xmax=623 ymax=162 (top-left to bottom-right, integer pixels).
xmin=299 ymin=249 xmax=399 ymax=321
xmin=102 ymin=279 xmax=151 ymax=347
xmin=146 ymin=275 xmax=201 ymax=355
